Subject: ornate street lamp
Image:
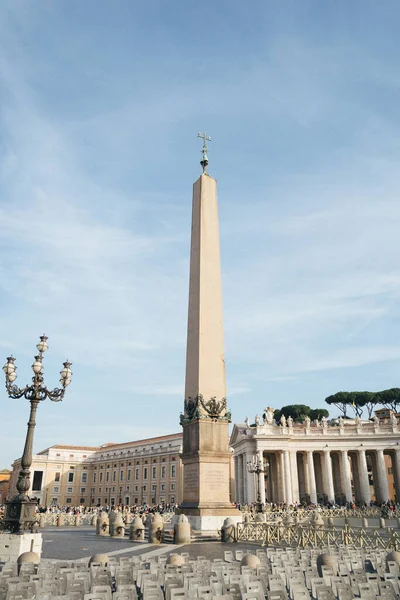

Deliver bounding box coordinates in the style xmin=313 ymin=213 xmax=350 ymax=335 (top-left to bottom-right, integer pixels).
xmin=247 ymin=455 xmax=265 ymax=513
xmin=1 ymin=335 xmax=72 ymax=533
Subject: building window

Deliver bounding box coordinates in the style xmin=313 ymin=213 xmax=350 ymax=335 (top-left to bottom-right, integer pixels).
xmin=69 ymin=454 xmax=74 ymax=458
xmin=171 ymin=483 xmax=176 ymax=491
xmin=152 ymin=484 xmax=157 ymax=492
xmin=98 ymin=487 xmax=102 ymax=493
xmin=53 ymin=487 xmax=59 ymax=493
xmin=113 ymin=471 xmax=116 ymax=482
xmin=135 ymin=468 xmax=139 ymax=480
xmin=152 ymin=467 xmax=156 ymax=479
xmin=134 ymin=485 xmax=138 ymax=492
xmin=161 ymin=466 xmax=166 ymax=479
xmin=99 ymin=472 xmax=103 ymax=483
xmin=170 ymin=496 xmax=175 ymax=503
xmin=120 ymin=470 xmax=124 ymax=481
xmin=93 ymin=472 xmax=97 ymax=483
xmin=128 ymin=470 xmax=131 ymax=481
xmin=80 ymin=498 xmax=85 ymax=504
xmin=144 ymin=468 xmax=148 ymax=480
xmin=52 ymin=498 xmax=58 ymax=505
xmin=32 ymin=471 xmax=43 ymax=492
xmin=81 ymin=473 xmax=88 ymax=484
xmin=67 ymin=487 xmax=73 ymax=493
xmin=68 ymin=472 xmax=74 ymax=483
xmin=54 ymin=472 xmax=61 ymax=482
xmin=106 ymin=472 xmax=109 ymax=483
xmin=81 ymin=488 xmax=86 ymax=494
xmin=171 ymin=465 xmax=176 ymax=478
xmin=161 ymin=484 xmax=166 ymax=491
xmin=66 ymin=498 xmax=72 ymax=503
xmin=97 ymin=498 xmax=101 ymax=505
xmin=56 ymin=453 xmax=61 ymax=457
xmin=83 ymin=455 xmax=87 ymax=458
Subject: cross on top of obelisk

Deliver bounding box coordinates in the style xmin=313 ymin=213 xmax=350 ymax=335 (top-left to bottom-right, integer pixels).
xmin=197 ymin=132 xmax=211 ymax=174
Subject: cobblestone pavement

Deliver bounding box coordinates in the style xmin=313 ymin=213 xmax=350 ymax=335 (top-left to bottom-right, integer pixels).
xmin=41 ymin=527 xmax=258 ymax=562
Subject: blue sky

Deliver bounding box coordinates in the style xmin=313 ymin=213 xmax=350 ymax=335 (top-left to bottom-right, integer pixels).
xmin=1 ymin=1 xmax=400 ymax=468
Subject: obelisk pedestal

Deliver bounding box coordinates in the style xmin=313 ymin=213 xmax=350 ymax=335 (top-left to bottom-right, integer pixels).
xmin=179 ymin=170 xmax=241 ymax=531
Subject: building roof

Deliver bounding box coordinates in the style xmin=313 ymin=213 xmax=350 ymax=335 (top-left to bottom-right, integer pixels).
xmin=35 ymin=433 xmax=183 ymax=456
xmin=37 ymin=445 xmax=101 ymax=455
xmin=99 ymin=433 xmax=182 ymax=451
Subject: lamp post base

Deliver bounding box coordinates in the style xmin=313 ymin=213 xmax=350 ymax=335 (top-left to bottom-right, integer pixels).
xmin=1 ymin=497 xmax=39 ymax=534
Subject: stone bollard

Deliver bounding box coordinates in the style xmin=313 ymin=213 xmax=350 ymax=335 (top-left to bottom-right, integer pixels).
xmin=125 ymin=512 xmax=132 ymax=525
xmin=327 ymin=517 xmax=334 ymax=529
xmin=111 ymin=513 xmax=125 ymax=538
xmin=57 ymin=515 xmax=63 ymax=527
xmin=243 ymin=513 xmax=250 ymax=523
xmin=74 ymin=515 xmax=80 ymax=527
xmin=91 ymin=514 xmax=97 ymax=526
xmin=98 ymin=512 xmax=109 ymax=537
xmin=313 ymin=514 xmax=325 ymax=530
xmin=362 ymin=517 xmax=369 ymax=529
xmin=39 ymin=514 xmax=46 ymax=528
xmin=380 ymin=517 xmax=386 ymax=529
xmin=174 ymin=514 xmax=191 ymax=544
xmin=108 ymin=511 xmax=117 ymax=537
xmin=255 ymin=512 xmax=266 ymax=523
xmin=17 ymin=552 xmax=40 ymax=575
xmin=130 ymin=516 xmax=145 ymax=541
xmin=220 ymin=518 xmax=236 ymax=543
xmin=317 ymin=553 xmax=338 ymax=577
xmin=283 ymin=514 xmax=294 ymax=526
xmin=148 ymin=513 xmax=164 ymax=544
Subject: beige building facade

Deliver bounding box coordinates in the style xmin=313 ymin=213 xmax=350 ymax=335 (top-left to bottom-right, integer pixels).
xmin=231 ymin=408 xmax=400 ymax=506
xmin=8 ymin=433 xmax=184 ymax=507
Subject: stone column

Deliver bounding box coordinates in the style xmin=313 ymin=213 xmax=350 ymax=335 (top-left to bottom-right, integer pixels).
xmin=234 ymin=455 xmax=239 ymax=504
xmin=376 ymin=449 xmax=390 ymax=502
xmin=246 ymin=452 xmax=255 ymax=504
xmin=358 ymin=449 xmax=371 ymax=504
xmin=307 ymin=451 xmax=317 ymax=504
xmin=257 ymin=450 xmax=266 ymax=505
xmin=278 ymin=452 xmax=286 ymax=503
xmin=394 ymin=450 xmax=400 ymax=502
xmin=283 ymin=450 xmax=293 ymax=505
xmin=290 ymin=451 xmax=299 ymax=504
xmin=323 ymin=450 xmax=335 ymax=503
xmin=340 ymin=450 xmax=353 ymax=502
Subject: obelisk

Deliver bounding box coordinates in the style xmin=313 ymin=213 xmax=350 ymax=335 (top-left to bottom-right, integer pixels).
xmin=179 ymin=134 xmax=240 ymax=531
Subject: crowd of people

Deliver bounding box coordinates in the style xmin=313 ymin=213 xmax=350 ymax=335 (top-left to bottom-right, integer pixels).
xmin=33 ymin=501 xmax=179 ymax=516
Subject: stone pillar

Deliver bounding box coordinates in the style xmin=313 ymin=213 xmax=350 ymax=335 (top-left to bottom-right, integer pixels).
xmin=340 ymin=450 xmax=353 ymax=502
xmin=376 ymin=449 xmax=390 ymax=502
xmin=283 ymin=451 xmax=293 ymax=505
xmin=394 ymin=450 xmax=400 ymax=502
xmin=278 ymin=452 xmax=286 ymax=503
xmin=323 ymin=450 xmax=335 ymax=503
xmin=239 ymin=454 xmax=245 ymax=503
xmin=246 ymin=452 xmax=255 ymax=504
xmin=358 ymin=449 xmax=371 ymax=504
xmin=290 ymin=451 xmax=299 ymax=504
xmin=307 ymin=451 xmax=317 ymax=504
xmin=234 ymin=456 xmax=239 ymax=504
xmin=257 ymin=450 xmax=266 ymax=505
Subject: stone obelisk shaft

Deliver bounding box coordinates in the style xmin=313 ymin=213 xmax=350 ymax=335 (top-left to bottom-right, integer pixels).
xmin=185 ymin=174 xmax=226 ymax=402
xmin=179 ymin=173 xmax=240 ymax=530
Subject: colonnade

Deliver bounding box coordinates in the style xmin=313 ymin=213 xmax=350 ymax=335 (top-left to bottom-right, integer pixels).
xmin=234 ymin=447 xmax=400 ymax=505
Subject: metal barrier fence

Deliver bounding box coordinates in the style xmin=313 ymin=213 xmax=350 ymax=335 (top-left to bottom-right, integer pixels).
xmin=241 ymin=507 xmax=400 ymax=520
xmin=236 ymin=522 xmax=400 ymax=550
